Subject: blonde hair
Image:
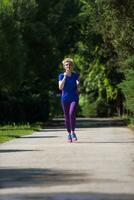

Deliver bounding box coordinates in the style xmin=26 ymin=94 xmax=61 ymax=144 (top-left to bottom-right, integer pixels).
xmin=62 ymin=58 xmax=74 ymax=66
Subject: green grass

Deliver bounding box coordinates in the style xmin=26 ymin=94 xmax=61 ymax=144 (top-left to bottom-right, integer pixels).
xmin=0 ymin=123 xmax=41 ymax=143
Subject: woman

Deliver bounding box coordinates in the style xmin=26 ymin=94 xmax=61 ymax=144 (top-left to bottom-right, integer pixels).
xmin=58 ymin=58 xmax=79 ymax=142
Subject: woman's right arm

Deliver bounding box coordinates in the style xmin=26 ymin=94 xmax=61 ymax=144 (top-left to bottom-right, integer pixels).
xmin=59 ymin=75 xmax=66 ymax=90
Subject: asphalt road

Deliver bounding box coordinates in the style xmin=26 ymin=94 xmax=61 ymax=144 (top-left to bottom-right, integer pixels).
xmin=0 ymin=118 xmax=134 ymax=200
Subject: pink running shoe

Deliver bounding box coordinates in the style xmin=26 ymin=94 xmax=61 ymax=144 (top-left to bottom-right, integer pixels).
xmin=71 ymin=133 xmax=77 ymax=142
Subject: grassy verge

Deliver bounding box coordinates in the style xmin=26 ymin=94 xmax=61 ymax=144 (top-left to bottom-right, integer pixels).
xmin=0 ymin=123 xmax=41 ymax=143
xmin=120 ymin=115 xmax=134 ymax=131
xmin=128 ymin=118 xmax=134 ymax=131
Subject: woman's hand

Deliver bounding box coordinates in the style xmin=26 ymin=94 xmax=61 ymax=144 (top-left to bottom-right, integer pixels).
xmin=64 ymin=72 xmax=67 ymax=77
xmin=64 ymin=71 xmax=70 ymax=77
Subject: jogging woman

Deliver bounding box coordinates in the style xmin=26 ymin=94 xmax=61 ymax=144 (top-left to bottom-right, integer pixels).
xmin=58 ymin=58 xmax=79 ymax=142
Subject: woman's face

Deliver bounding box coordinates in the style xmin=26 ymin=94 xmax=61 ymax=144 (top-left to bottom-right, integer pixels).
xmin=64 ymin=61 xmax=73 ymax=72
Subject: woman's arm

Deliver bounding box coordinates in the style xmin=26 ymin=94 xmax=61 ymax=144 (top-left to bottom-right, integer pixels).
xmin=76 ymin=79 xmax=79 ymax=86
xmin=76 ymin=76 xmax=80 ymax=93
xmin=59 ymin=74 xmax=66 ymax=90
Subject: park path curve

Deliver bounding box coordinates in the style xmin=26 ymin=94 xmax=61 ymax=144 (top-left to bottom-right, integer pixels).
xmin=0 ymin=118 xmax=134 ymax=200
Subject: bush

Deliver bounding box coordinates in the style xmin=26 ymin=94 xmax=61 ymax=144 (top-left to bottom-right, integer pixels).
xmin=79 ymin=94 xmax=97 ymax=117
xmin=96 ymin=98 xmax=109 ymax=117
xmin=0 ymin=81 xmax=50 ymax=123
xmin=119 ymin=69 xmax=134 ymax=114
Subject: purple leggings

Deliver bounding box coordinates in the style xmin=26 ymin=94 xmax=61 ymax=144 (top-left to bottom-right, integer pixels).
xmin=62 ymin=101 xmax=78 ymax=133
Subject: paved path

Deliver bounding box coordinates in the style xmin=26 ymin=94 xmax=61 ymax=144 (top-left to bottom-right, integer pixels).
xmin=0 ymin=119 xmax=134 ymax=200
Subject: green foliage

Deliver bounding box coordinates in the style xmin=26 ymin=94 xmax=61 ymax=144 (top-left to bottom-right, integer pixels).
xmin=94 ymin=0 xmax=134 ymax=66
xmin=0 ymin=124 xmax=40 ymax=143
xmin=119 ymin=70 xmax=134 ymax=114
xmin=0 ymin=78 xmax=50 ymax=123
xmin=0 ymin=0 xmax=134 ymax=121
xmin=0 ymin=0 xmax=83 ymax=122
xmin=0 ymin=0 xmax=37 ymax=89
xmin=79 ymin=94 xmax=110 ymax=117
xmin=79 ymin=94 xmax=97 ymax=117
xmin=84 ymin=59 xmax=118 ymax=100
xmin=73 ymin=0 xmax=134 ymax=117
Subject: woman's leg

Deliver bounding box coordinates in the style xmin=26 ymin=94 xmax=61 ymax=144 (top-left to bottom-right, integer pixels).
xmin=62 ymin=102 xmax=71 ymax=133
xmin=69 ymin=101 xmax=78 ymax=133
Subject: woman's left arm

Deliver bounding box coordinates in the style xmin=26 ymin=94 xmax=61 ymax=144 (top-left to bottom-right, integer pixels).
xmin=76 ymin=73 xmax=80 ymax=86
xmin=76 ymin=79 xmax=79 ymax=86
xmin=76 ymin=75 xmax=80 ymax=94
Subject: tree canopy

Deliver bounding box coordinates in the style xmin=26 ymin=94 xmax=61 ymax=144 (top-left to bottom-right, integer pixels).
xmin=0 ymin=0 xmax=133 ymax=123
